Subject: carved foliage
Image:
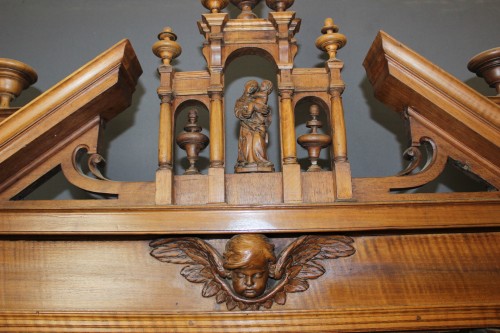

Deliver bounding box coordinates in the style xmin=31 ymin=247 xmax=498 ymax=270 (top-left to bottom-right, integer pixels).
xmin=150 ymin=234 xmax=355 ymax=311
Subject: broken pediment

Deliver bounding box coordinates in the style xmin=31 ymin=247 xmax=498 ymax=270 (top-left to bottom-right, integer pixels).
xmin=0 ymin=40 xmax=154 ymax=203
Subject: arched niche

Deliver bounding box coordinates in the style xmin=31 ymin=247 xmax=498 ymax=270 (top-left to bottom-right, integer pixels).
xmin=223 ymin=52 xmax=281 ymax=174
xmin=173 ymin=100 xmax=210 ymax=176
xmin=294 ymin=96 xmax=332 ymax=172
xmin=223 ymin=46 xmax=279 ymax=71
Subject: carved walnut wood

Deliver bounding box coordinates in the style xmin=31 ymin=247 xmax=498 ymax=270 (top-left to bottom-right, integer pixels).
xmin=0 ymin=1 xmax=499 ymax=332
xmin=468 ymin=47 xmax=500 ymax=106
xmin=150 ymin=234 xmax=355 ymax=311
xmin=357 ymin=31 xmax=500 ymax=201
xmin=176 ymin=108 xmax=209 ymax=175
xmin=297 ymin=104 xmax=332 ymax=172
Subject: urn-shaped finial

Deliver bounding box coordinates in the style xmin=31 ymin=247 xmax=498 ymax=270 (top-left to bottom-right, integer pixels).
xmin=297 ymin=105 xmax=332 ymax=172
xmin=265 ymin=0 xmax=294 ymax=12
xmin=201 ymin=0 xmax=229 ymax=13
xmin=315 ymin=18 xmax=347 ymax=61
xmin=152 ymin=27 xmax=182 ymax=66
xmin=230 ymin=0 xmax=261 ymax=19
xmin=0 ymin=58 xmax=37 ymax=108
xmin=468 ymin=47 xmax=500 ymax=96
xmin=176 ymin=109 xmax=209 ymax=175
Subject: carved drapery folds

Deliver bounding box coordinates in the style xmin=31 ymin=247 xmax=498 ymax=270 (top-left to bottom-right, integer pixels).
xmin=150 ymin=234 xmax=355 ymax=311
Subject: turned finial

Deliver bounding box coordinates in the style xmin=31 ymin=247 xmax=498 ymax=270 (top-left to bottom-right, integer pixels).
xmin=315 ymin=18 xmax=347 ymax=61
xmin=230 ymin=0 xmax=261 ymax=19
xmin=152 ymin=27 xmax=182 ymax=66
xmin=265 ymin=0 xmax=294 ymax=12
xmin=201 ymin=0 xmax=229 ymax=13
xmin=468 ymin=47 xmax=500 ymax=96
xmin=176 ymin=109 xmax=209 ymax=175
xmin=297 ymin=105 xmax=332 ymax=172
xmin=0 ymin=58 xmax=37 ymax=108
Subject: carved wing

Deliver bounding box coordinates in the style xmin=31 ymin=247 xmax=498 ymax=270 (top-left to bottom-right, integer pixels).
xmin=150 ymin=238 xmax=229 ymax=298
xmin=270 ymin=235 xmax=355 ymax=305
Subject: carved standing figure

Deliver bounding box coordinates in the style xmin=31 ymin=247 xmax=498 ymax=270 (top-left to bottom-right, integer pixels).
xmin=150 ymin=234 xmax=355 ymax=311
xmin=235 ymin=80 xmax=274 ymax=173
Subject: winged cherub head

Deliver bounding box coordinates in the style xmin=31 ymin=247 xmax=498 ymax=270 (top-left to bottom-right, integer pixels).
xmin=223 ymin=234 xmax=276 ymax=298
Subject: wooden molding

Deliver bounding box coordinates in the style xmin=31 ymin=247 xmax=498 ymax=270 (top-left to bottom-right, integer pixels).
xmin=0 ymin=198 xmax=498 ymax=235
xmin=1 ymin=305 xmax=498 ymax=332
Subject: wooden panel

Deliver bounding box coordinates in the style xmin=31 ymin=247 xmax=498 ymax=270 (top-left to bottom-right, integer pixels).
xmin=0 ymin=199 xmax=498 ymax=235
xmin=174 ymin=174 xmax=209 ymax=205
xmin=301 ymin=171 xmax=335 ymax=203
xmin=225 ymin=173 xmax=283 ymax=205
xmin=0 ymin=232 xmax=498 ymax=331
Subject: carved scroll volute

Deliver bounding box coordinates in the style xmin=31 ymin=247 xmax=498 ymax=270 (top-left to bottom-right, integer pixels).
xmin=201 ymin=0 xmax=229 ymax=13
xmin=0 ymin=58 xmax=37 ymax=108
xmin=297 ymin=104 xmax=332 ymax=172
xmin=150 ymin=234 xmax=355 ymax=311
xmin=176 ymin=109 xmax=209 ymax=175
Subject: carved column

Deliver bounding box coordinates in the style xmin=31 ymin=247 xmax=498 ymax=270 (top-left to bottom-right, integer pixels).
xmin=200 ymin=13 xmax=229 ymax=203
xmin=279 ymin=89 xmax=296 ymax=165
xmin=280 ymin=89 xmax=302 ymax=203
xmin=208 ymin=90 xmax=225 ymax=203
xmin=327 ymin=62 xmax=352 ymax=201
xmin=270 ymin=10 xmax=302 ymax=204
xmin=152 ymin=27 xmax=181 ymax=205
xmin=316 ymin=18 xmax=352 ymax=201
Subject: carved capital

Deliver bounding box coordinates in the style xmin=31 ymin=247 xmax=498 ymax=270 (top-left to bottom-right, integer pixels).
xmin=279 ymin=89 xmax=294 ymax=100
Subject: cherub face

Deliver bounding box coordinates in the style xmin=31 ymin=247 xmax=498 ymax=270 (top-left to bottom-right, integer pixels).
xmin=231 ymin=265 xmax=269 ymax=298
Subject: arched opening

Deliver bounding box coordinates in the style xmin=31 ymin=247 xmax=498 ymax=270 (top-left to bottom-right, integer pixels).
xmin=173 ymin=100 xmax=210 ymax=176
xmin=224 ymin=53 xmax=280 ymax=174
xmin=294 ymin=97 xmax=332 ymax=172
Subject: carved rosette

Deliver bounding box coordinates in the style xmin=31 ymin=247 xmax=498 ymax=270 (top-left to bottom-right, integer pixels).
xmin=150 ymin=234 xmax=355 ymax=311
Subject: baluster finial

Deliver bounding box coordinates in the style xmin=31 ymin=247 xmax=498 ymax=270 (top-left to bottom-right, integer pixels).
xmin=201 ymin=0 xmax=229 ymax=13
xmin=0 ymin=58 xmax=37 ymax=108
xmin=265 ymin=0 xmax=294 ymax=12
xmin=152 ymin=27 xmax=182 ymax=66
xmin=315 ymin=18 xmax=347 ymax=61
xmin=176 ymin=109 xmax=209 ymax=175
xmin=230 ymin=0 xmax=261 ymax=19
xmin=297 ymin=105 xmax=332 ymax=172
xmin=468 ymin=47 xmax=500 ymax=96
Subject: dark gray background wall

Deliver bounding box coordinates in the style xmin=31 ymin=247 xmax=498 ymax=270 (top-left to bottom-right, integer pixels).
xmin=1 ymin=0 xmax=499 ymax=199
